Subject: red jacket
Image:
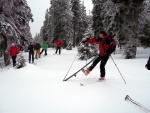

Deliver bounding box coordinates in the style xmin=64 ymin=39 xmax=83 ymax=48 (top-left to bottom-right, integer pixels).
xmin=56 ymin=40 xmax=62 ymax=47
xmin=10 ymin=46 xmax=20 ymax=56
xmin=87 ymin=35 xmax=116 ymax=56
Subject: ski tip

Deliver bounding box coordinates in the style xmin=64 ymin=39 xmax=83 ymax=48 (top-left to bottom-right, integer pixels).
xmin=125 ymin=95 xmax=129 ymax=101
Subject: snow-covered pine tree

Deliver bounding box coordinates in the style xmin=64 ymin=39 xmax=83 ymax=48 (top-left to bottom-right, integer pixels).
xmin=47 ymin=0 xmax=73 ymax=48
xmin=47 ymin=5 xmax=54 ymax=46
xmin=78 ymin=2 xmax=88 ymax=42
xmin=41 ymin=9 xmax=50 ymax=42
xmin=139 ymin=20 xmax=150 ymax=47
xmin=46 ymin=1 xmax=56 ymax=45
xmin=92 ymin=0 xmax=104 ymax=35
xmin=0 ymin=0 xmax=33 ymax=65
xmin=138 ymin=0 xmax=150 ymax=47
xmin=71 ymin=0 xmax=82 ymax=47
xmin=112 ymin=0 xmax=145 ymax=59
xmin=78 ymin=14 xmax=98 ymax=60
xmin=15 ymin=52 xmax=26 ymax=69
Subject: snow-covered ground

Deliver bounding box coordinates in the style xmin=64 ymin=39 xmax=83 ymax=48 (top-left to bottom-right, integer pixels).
xmin=0 ymin=47 xmax=150 ymax=113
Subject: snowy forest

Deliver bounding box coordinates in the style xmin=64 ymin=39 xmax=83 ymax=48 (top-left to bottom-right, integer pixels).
xmin=0 ymin=0 xmax=33 ymax=65
xmin=0 ymin=0 xmax=150 ymax=65
xmin=35 ymin=0 xmax=150 ymax=59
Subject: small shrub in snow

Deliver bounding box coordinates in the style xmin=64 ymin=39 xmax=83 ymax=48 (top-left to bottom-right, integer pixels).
xmin=15 ymin=53 xmax=26 ymax=69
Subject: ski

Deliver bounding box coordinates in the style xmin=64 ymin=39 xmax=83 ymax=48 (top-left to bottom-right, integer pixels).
xmin=125 ymin=95 xmax=150 ymax=112
xmin=63 ymin=56 xmax=98 ymax=81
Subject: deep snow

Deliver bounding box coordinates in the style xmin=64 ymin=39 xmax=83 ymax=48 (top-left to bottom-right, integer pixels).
xmin=0 ymin=47 xmax=150 ymax=113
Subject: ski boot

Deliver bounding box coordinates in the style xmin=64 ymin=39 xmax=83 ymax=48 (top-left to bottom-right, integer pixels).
xmin=82 ymin=69 xmax=90 ymax=75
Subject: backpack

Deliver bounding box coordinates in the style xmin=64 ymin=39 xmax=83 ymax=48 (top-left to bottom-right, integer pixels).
xmin=103 ymin=37 xmax=116 ymax=54
xmin=145 ymin=56 xmax=150 ymax=70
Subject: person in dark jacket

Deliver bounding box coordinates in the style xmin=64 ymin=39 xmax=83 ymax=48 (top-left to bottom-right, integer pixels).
xmin=145 ymin=56 xmax=150 ymax=70
xmin=28 ymin=42 xmax=35 ymax=63
xmin=55 ymin=39 xmax=62 ymax=54
xmin=34 ymin=41 xmax=41 ymax=59
xmin=10 ymin=43 xmax=20 ymax=67
xmin=81 ymin=31 xmax=116 ymax=81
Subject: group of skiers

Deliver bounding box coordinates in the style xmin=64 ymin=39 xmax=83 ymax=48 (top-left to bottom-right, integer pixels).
xmin=27 ymin=39 xmax=62 ymax=63
xmin=9 ymin=39 xmax=62 ymax=66
xmin=9 ymin=31 xmax=149 ymax=81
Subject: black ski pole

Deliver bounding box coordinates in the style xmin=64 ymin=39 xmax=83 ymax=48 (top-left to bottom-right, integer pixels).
xmin=63 ymin=56 xmax=97 ymax=81
xmin=63 ymin=53 xmax=78 ymax=81
xmin=110 ymin=55 xmax=127 ymax=84
xmin=125 ymin=95 xmax=150 ymax=112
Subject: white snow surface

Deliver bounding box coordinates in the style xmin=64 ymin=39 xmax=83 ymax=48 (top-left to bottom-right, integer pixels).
xmin=0 ymin=47 xmax=150 ymax=113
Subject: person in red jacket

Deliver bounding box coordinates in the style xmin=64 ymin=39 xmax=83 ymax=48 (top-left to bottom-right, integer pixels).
xmin=10 ymin=43 xmax=20 ymax=67
xmin=55 ymin=38 xmax=62 ymax=54
xmin=81 ymin=31 xmax=116 ymax=81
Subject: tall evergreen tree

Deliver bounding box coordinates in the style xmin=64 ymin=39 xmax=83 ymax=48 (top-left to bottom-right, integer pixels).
xmin=71 ymin=0 xmax=82 ymax=47
xmin=0 ymin=0 xmax=33 ymax=65
xmin=92 ymin=0 xmax=104 ymax=36
xmin=84 ymin=15 xmax=94 ymax=39
xmin=78 ymin=2 xmax=88 ymax=42
xmin=41 ymin=9 xmax=50 ymax=41
xmin=50 ymin=0 xmax=73 ymax=48
xmin=112 ymin=0 xmax=145 ymax=59
xmin=138 ymin=0 xmax=150 ymax=47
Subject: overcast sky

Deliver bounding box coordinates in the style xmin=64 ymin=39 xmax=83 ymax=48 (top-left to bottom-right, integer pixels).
xmin=26 ymin=0 xmax=93 ymax=37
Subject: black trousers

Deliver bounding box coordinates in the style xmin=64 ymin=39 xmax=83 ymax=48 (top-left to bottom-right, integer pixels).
xmin=40 ymin=49 xmax=47 ymax=55
xmin=88 ymin=55 xmax=109 ymax=77
xmin=11 ymin=56 xmax=16 ymax=66
xmin=29 ymin=52 xmax=34 ymax=63
xmin=55 ymin=47 xmax=61 ymax=54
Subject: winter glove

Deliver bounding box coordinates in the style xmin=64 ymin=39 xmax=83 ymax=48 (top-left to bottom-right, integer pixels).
xmin=80 ymin=37 xmax=90 ymax=43
xmin=80 ymin=38 xmax=87 ymax=43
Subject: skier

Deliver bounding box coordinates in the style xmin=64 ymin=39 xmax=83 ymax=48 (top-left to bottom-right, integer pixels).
xmin=145 ymin=56 xmax=150 ymax=70
xmin=10 ymin=43 xmax=20 ymax=67
xmin=40 ymin=41 xmax=48 ymax=56
xmin=28 ymin=42 xmax=35 ymax=63
xmin=34 ymin=41 xmax=41 ymax=59
xmin=81 ymin=31 xmax=116 ymax=81
xmin=55 ymin=38 xmax=62 ymax=55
